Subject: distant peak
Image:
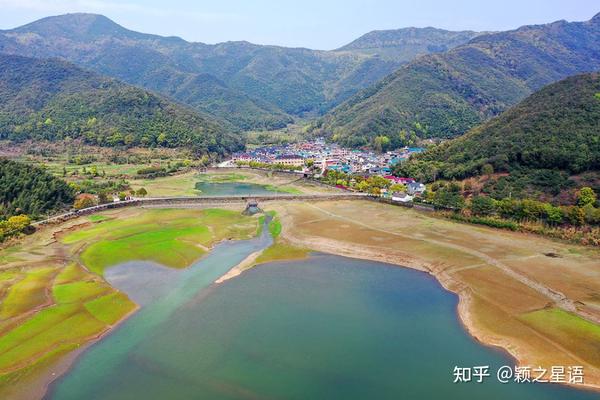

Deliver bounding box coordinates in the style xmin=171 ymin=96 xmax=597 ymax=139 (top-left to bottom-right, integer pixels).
xmin=592 ymin=12 xmax=600 ymax=23
xmin=12 ymin=13 xmax=129 ymax=38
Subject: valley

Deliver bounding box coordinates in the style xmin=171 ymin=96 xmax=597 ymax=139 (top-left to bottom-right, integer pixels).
xmin=0 ymin=5 xmax=599 ymax=400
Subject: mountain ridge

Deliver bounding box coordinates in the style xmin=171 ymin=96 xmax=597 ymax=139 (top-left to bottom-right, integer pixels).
xmin=0 ymin=13 xmax=480 ymax=130
xmin=315 ymin=12 xmax=600 ymax=147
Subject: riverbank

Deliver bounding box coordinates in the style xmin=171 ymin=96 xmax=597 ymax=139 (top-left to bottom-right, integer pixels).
xmin=265 ymin=200 xmax=600 ymax=391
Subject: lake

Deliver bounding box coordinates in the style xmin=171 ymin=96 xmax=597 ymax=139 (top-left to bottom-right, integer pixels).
xmin=195 ymin=181 xmax=282 ymax=196
xmin=46 ymin=236 xmax=597 ymax=399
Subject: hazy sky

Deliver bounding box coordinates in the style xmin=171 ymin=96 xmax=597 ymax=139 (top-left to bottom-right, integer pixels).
xmin=0 ymin=0 xmax=598 ymax=49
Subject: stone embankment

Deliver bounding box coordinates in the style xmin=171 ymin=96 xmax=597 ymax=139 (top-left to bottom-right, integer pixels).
xmin=33 ymin=193 xmax=368 ymax=226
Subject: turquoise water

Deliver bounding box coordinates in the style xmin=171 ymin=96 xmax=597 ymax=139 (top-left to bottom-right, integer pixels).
xmin=46 ymin=248 xmax=597 ymax=398
xmin=195 ymin=182 xmax=281 ymax=196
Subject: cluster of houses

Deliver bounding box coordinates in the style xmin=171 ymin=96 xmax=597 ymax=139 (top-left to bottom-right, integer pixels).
xmin=232 ymin=139 xmax=424 ymax=174
xmin=230 ymin=139 xmax=427 ymax=202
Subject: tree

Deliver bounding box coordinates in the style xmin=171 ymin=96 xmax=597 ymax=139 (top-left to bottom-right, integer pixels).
xmin=481 ymin=164 xmax=494 ymax=176
xmin=433 ymin=188 xmax=465 ymax=210
xmin=373 ymin=136 xmax=391 ymax=152
xmin=568 ymin=206 xmax=585 ymax=226
xmin=577 ymin=187 xmax=597 ymax=207
xmin=470 ymin=196 xmax=495 ymax=216
xmin=97 ymin=192 xmax=110 ymax=204
xmin=5 ymin=214 xmax=31 ymax=233
xmin=73 ymin=194 xmax=97 ymax=210
xmin=356 ymin=180 xmax=370 ymax=193
xmin=543 ymin=204 xmax=564 ymax=225
xmin=389 ymin=183 xmax=407 ymax=193
xmin=136 ymin=188 xmax=148 ymax=198
xmin=118 ymin=192 xmax=127 ymax=201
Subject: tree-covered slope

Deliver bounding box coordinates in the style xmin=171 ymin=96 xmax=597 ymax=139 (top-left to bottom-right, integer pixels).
xmin=316 ymin=13 xmax=600 ymax=147
xmin=0 ymin=158 xmax=74 ymax=219
xmin=396 ymin=73 xmax=600 ymax=181
xmin=0 ymin=54 xmax=242 ymax=155
xmin=0 ymin=14 xmax=479 ymax=128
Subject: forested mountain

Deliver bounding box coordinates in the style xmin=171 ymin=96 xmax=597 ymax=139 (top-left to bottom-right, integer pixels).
xmin=336 ymin=27 xmax=482 ymax=62
xmin=395 ymin=73 xmax=600 ymax=192
xmin=316 ymin=13 xmax=600 ymax=148
xmin=0 ymin=54 xmax=243 ymax=155
xmin=0 ymin=158 xmax=74 ymax=219
xmin=0 ymin=14 xmax=477 ymax=130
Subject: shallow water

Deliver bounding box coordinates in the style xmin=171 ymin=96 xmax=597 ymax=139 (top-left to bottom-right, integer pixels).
xmin=195 ymin=181 xmax=281 ymax=196
xmin=47 ymin=250 xmax=598 ymax=399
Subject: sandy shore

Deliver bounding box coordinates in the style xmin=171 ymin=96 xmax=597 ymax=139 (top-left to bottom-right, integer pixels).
xmin=215 ymin=250 xmax=264 ymax=284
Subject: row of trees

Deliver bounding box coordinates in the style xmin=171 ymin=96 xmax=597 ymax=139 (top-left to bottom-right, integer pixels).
xmin=422 ymin=183 xmax=599 ymax=227
xmin=235 ymin=161 xmax=303 ymax=171
xmin=321 ymin=170 xmax=407 ymax=195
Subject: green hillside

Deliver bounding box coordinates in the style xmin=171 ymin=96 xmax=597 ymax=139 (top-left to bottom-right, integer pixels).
xmin=0 ymin=54 xmax=242 ymax=156
xmin=316 ymin=13 xmax=600 ymax=148
xmin=395 ymin=73 xmax=600 ymax=194
xmin=0 ymin=158 xmax=74 ymax=219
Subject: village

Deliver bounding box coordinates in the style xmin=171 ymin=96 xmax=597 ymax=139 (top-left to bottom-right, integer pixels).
xmin=226 ymin=139 xmax=427 ymax=202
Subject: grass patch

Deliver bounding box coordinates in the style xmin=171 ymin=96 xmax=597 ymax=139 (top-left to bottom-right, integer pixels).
xmin=53 ymin=263 xmax=89 ymax=285
xmin=129 ymin=172 xmax=200 ymax=197
xmin=87 ymin=215 xmax=111 ymax=223
xmin=254 ymin=242 xmax=309 ymax=266
xmin=67 ymin=209 xmax=258 ymax=274
xmin=84 ymin=292 xmax=136 ymax=325
xmin=0 ymin=305 xmax=106 ymax=371
xmin=268 ymin=218 xmax=282 ymax=238
xmin=520 ymin=308 xmax=600 ymax=366
xmin=0 ymin=267 xmax=57 ymax=319
xmin=52 ymin=281 xmax=110 ymax=304
xmin=265 ymin=185 xmax=303 ymax=194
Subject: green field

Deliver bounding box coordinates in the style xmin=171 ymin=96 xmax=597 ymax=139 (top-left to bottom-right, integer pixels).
xmin=0 ymin=207 xmax=259 ymax=390
xmin=0 ymin=267 xmax=58 ymax=319
xmin=520 ymin=308 xmax=600 ymax=366
xmin=0 ymin=262 xmax=136 ymax=379
xmin=65 ymin=208 xmax=259 ymax=274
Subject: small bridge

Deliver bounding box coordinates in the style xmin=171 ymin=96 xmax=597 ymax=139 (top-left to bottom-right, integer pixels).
xmin=33 ymin=193 xmax=369 ymax=226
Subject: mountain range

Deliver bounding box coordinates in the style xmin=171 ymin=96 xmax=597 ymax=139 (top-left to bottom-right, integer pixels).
xmin=315 ymin=12 xmax=600 ymax=147
xmin=0 ymin=13 xmax=479 ymax=131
